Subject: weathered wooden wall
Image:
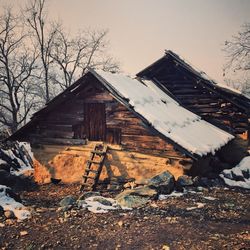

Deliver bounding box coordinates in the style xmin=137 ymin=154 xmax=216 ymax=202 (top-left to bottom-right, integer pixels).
xmin=139 ymin=57 xmax=249 ymax=137
xmin=27 ymin=75 xmax=186 ymax=159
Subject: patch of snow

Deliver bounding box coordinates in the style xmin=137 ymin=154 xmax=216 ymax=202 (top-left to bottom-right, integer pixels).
xmin=83 ymin=196 xmax=131 ymax=214
xmin=186 ymin=202 xmax=205 ymax=211
xmin=186 ymin=190 xmax=198 ymax=194
xmin=158 ymin=191 xmax=184 ymax=200
xmin=19 ymin=142 xmax=34 ymax=159
xmin=94 ymin=70 xmax=234 ymax=156
xmin=219 ymin=156 xmax=250 ymax=189
xmin=0 ymin=159 xmax=7 ymax=165
xmin=203 ymin=196 xmax=217 ymax=201
xmin=0 ymin=185 xmax=31 ymax=220
xmin=1 ymin=141 xmax=33 ymax=176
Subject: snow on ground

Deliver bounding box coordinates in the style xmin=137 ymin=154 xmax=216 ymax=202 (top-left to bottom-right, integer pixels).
xmin=0 ymin=185 xmax=31 ymax=220
xmin=94 ymin=69 xmax=234 ymax=157
xmin=80 ymin=196 xmax=131 ymax=214
xmin=158 ymin=191 xmax=184 ymax=200
xmin=1 ymin=141 xmax=33 ymax=176
xmin=186 ymin=202 xmax=205 ymax=211
xmin=220 ymin=156 xmax=250 ymax=189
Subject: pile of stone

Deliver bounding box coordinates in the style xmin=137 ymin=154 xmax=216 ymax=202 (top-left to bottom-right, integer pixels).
xmin=58 ymin=171 xmax=223 ymax=212
xmin=116 ymin=171 xmax=223 ymax=208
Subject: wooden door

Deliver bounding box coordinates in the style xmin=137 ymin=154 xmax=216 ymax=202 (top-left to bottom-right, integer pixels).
xmin=84 ymin=103 xmax=106 ymax=141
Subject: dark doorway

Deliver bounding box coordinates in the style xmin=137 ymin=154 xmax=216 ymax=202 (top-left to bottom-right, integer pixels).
xmin=84 ymin=103 xmax=106 ymax=141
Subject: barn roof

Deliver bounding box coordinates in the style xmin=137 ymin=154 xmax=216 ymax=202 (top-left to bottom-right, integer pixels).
xmin=9 ymin=69 xmax=234 ymax=159
xmin=137 ymin=50 xmax=250 ymax=111
xmin=91 ymin=69 xmax=234 ymax=157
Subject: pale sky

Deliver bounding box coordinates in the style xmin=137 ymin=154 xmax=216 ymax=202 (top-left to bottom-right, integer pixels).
xmin=1 ymin=0 xmax=250 ymax=83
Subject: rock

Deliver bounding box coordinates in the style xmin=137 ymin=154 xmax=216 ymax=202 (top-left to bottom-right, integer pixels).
xmin=5 ymin=188 xmax=22 ymax=203
xmin=76 ymin=200 xmax=88 ymax=209
xmin=134 ymin=178 xmax=149 ymax=185
xmin=92 ymin=197 xmax=113 ymax=206
xmin=0 ymin=170 xmax=16 ymax=186
xmin=196 ymin=186 xmax=204 ymax=192
xmin=20 ymin=231 xmax=28 ymax=236
xmin=0 ymin=163 xmax=11 ymax=172
xmin=231 ymin=171 xmax=245 ymax=182
xmin=78 ymin=191 xmax=100 ymax=200
xmin=199 ymin=177 xmax=212 ymax=187
xmin=176 ymin=175 xmax=193 ymax=190
xmin=115 ymin=186 xmax=157 ymax=208
xmin=0 ymin=205 xmax=4 ymax=216
xmin=107 ymin=184 xmax=121 ymax=191
xmin=116 ymin=194 xmax=149 ymax=208
xmin=62 ymin=205 xmax=73 ymax=212
xmin=193 ymin=176 xmax=213 ymax=187
xmin=148 ymin=171 xmax=175 ymax=194
xmin=59 ymin=195 xmax=76 ymax=207
xmin=123 ymin=182 xmax=137 ymax=189
xmin=4 ymin=210 xmax=15 ymax=219
xmin=118 ymin=220 xmax=123 ymax=227
xmin=242 ymin=169 xmax=250 ymax=179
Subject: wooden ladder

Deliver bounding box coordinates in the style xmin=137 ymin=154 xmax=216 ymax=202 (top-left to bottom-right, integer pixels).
xmin=80 ymin=143 xmax=108 ymax=191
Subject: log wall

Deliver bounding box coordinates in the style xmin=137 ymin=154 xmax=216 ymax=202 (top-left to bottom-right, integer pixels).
xmin=28 ymin=77 xmax=186 ymax=159
xmin=143 ymin=58 xmax=249 ymax=136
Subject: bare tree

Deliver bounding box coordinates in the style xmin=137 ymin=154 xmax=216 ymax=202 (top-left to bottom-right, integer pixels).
xmin=49 ymin=29 xmax=120 ymax=91
xmin=223 ymin=22 xmax=250 ymax=97
xmin=25 ymin=0 xmax=59 ymax=103
xmin=0 ymin=8 xmax=38 ymax=132
xmin=224 ymin=22 xmax=250 ymax=73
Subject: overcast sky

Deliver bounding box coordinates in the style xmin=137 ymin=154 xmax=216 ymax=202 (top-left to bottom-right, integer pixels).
xmin=1 ymin=0 xmax=250 ymax=83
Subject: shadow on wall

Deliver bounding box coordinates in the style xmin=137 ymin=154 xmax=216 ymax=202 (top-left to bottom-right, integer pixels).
xmin=32 ymin=144 xmax=185 ymax=184
xmin=32 ymin=144 xmax=86 ymax=184
xmin=101 ymin=149 xmax=184 ymax=182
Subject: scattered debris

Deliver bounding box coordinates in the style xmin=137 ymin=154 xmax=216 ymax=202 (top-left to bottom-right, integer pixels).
xmin=203 ymin=196 xmax=217 ymax=201
xmin=20 ymin=231 xmax=28 ymax=236
xmin=186 ymin=202 xmax=205 ymax=211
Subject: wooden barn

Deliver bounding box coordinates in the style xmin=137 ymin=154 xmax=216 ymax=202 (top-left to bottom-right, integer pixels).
xmin=137 ymin=50 xmax=250 ymax=140
xmin=9 ymin=69 xmax=235 ymax=184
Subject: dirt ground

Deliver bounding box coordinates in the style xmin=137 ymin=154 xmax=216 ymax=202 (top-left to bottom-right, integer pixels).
xmin=0 ymin=184 xmax=249 ymax=250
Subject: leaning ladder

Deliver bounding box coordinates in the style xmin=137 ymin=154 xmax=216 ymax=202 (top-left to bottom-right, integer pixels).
xmin=80 ymin=143 xmax=108 ymax=191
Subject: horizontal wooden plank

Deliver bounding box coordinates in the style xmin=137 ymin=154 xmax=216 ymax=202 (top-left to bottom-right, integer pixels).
xmin=39 ymin=129 xmax=74 ymax=139
xmin=32 ymin=137 xmax=87 ymax=145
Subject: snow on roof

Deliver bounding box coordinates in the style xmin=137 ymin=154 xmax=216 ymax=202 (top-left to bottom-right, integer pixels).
xmin=94 ymin=70 xmax=234 ymax=157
